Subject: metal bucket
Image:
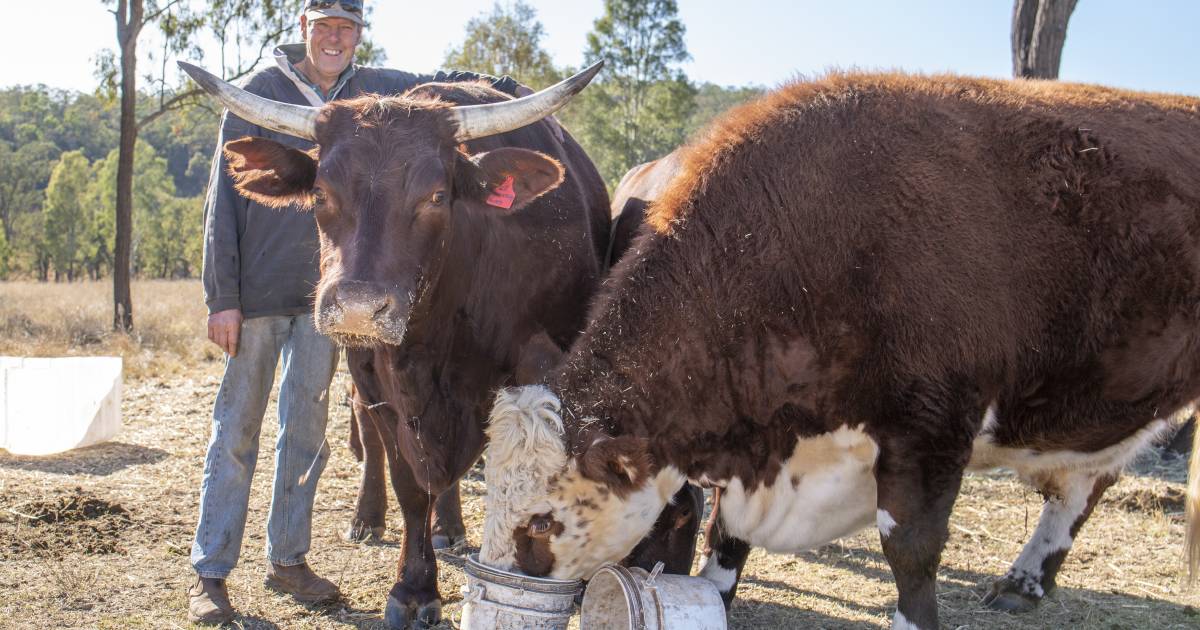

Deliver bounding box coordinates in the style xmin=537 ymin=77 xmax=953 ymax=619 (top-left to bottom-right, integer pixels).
xmin=580 ymin=562 xmax=727 ymax=630
xmin=460 ymin=554 xmax=581 ymax=630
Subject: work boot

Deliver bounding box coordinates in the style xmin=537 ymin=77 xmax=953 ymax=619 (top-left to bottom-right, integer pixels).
xmin=188 ymin=576 xmax=235 ymax=625
xmin=264 ymin=562 xmax=341 ymax=603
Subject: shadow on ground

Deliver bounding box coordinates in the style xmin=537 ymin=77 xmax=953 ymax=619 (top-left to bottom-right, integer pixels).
xmin=0 ymin=441 xmax=169 ymax=476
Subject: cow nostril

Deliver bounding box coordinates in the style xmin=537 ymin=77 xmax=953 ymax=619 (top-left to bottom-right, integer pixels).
xmin=372 ymin=296 xmax=393 ymax=320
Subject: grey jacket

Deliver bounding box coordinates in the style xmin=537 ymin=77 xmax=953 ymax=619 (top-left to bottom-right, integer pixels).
xmin=201 ymin=44 xmax=518 ymax=318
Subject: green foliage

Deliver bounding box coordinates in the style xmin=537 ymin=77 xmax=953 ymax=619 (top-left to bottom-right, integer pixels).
xmin=585 ymin=0 xmax=690 ymax=88
xmin=0 ymin=86 xmax=216 ymax=279
xmin=86 ymin=141 xmax=187 ymax=279
xmin=559 ymin=0 xmax=695 ymax=187
xmin=355 ymin=4 xmax=388 ymax=66
xmin=141 ymin=195 xmax=204 ymax=278
xmin=139 ymin=100 xmax=219 ymax=196
xmin=444 ymin=2 xmax=562 ymax=89
xmin=0 ymin=217 xmax=9 ymax=279
xmin=0 ymin=138 xmax=60 ymax=251
xmin=44 ymin=151 xmax=94 ymax=281
xmin=685 ymin=82 xmax=766 ymax=139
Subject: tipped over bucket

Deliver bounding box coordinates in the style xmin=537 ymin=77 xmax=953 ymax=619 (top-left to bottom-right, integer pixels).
xmin=460 ymin=553 xmax=581 ymax=630
xmin=580 ymin=562 xmax=726 ymax=630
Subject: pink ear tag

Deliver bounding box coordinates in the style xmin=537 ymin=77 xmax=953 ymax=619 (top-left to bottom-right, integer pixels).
xmin=486 ymin=176 xmax=516 ymax=209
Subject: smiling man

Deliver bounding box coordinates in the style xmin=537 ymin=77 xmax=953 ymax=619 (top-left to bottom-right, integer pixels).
xmin=189 ymin=0 xmax=529 ymax=624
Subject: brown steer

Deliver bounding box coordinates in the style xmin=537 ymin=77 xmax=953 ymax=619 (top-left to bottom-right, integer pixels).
xmin=481 ymin=73 xmax=1200 ymax=630
xmin=607 ymin=151 xmax=713 ymax=578
xmin=181 ymin=62 xmax=609 ymax=630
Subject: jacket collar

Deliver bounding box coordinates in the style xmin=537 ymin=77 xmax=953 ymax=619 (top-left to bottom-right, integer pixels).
xmin=273 ymin=43 xmax=357 ymax=105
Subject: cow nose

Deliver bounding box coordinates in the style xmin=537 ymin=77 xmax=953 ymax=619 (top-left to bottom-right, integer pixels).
xmin=329 ymin=281 xmax=399 ymax=332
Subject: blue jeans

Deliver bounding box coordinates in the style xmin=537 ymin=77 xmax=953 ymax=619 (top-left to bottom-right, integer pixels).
xmin=191 ymin=313 xmax=339 ymax=578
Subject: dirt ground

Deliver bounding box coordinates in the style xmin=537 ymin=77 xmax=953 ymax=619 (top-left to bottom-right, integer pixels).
xmin=1 ymin=282 xmax=1198 ymax=629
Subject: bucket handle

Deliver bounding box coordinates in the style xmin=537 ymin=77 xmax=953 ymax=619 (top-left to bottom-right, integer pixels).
xmin=464 ymin=583 xmax=575 ymax=620
xmin=645 ymin=562 xmax=667 ymax=629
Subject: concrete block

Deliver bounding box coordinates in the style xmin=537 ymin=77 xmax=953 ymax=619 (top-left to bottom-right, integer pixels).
xmin=0 ymin=356 xmax=123 ymax=456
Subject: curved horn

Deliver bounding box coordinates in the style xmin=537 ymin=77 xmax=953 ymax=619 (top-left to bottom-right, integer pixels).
xmin=177 ymin=61 xmax=319 ymax=141
xmin=451 ymin=61 xmax=605 ymax=142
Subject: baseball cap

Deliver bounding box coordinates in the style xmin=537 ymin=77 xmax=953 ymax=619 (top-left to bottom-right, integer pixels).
xmin=304 ymin=0 xmax=365 ymax=27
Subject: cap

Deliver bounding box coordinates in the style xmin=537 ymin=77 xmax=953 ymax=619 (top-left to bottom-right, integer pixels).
xmin=304 ymin=0 xmax=365 ymax=27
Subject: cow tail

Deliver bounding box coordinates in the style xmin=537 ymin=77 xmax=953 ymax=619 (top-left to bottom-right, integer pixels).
xmin=1187 ymin=418 xmax=1200 ymax=583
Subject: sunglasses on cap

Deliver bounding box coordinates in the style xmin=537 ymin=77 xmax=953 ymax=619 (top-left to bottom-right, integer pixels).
xmin=306 ymin=0 xmax=363 ymax=14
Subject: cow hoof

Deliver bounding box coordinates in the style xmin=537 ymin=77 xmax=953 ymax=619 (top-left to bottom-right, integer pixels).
xmin=431 ymin=534 xmax=465 ymax=553
xmin=982 ymin=583 xmax=1040 ymax=613
xmin=413 ymin=600 xmax=442 ymax=630
xmin=384 ymin=595 xmax=413 ymax=629
xmin=344 ymin=523 xmax=385 ymax=543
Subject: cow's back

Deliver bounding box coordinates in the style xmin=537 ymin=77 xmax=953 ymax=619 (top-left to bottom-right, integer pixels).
xmin=578 ymin=72 xmax=1200 ymax=454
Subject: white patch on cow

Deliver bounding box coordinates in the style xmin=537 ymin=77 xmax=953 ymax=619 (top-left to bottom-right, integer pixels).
xmin=892 ymin=610 xmax=924 ymax=630
xmin=545 ymin=464 xmax=686 ymax=580
xmin=692 ymin=473 xmax=725 ymax=489
xmin=697 ymin=554 xmax=738 ymax=593
xmin=480 ymin=386 xmax=569 ymax=569
xmin=481 ymin=385 xmax=689 ymax=581
xmin=967 ymin=404 xmax=1189 ymax=599
xmin=968 ymin=406 xmax=1173 ymax=481
xmin=1002 ymin=470 xmax=1096 ymax=598
xmin=979 ymin=403 xmax=999 ymax=436
xmin=718 ymin=425 xmax=879 ymax=552
xmin=877 ymin=509 xmax=898 ymax=539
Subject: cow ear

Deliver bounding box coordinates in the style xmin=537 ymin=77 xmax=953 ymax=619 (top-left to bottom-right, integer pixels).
xmin=223 ymin=137 xmax=318 ymax=209
xmin=462 ymin=147 xmax=565 ymax=213
xmin=578 ymin=435 xmax=652 ymax=497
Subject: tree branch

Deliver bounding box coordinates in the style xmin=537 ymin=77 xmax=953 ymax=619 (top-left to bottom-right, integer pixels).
xmin=135 ymin=86 xmax=202 ymax=130
xmin=140 ymin=0 xmax=185 ymax=27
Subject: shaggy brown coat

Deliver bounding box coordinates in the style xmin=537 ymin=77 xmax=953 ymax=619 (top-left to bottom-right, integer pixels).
xmin=491 ymin=72 xmax=1200 ymax=630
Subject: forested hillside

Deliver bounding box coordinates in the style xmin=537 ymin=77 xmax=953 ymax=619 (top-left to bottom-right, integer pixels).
xmin=0 ymin=88 xmax=215 ymax=280
xmin=0 ymin=0 xmax=763 ymax=282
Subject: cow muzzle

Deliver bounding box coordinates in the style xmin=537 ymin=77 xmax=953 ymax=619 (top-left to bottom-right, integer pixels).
xmin=317 ymin=280 xmax=411 ymax=346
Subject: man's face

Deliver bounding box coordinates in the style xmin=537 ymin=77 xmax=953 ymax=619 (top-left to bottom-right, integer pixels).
xmin=301 ymin=15 xmax=361 ymax=78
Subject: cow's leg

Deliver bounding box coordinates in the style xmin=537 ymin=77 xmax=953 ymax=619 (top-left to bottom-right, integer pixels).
xmin=382 ymin=448 xmax=443 ymax=630
xmin=983 ymin=471 xmax=1117 ymax=612
xmin=346 ymin=401 xmax=388 ymax=542
xmin=430 ymin=483 xmax=466 ymax=552
xmin=697 ymin=488 xmax=751 ymax=609
xmin=875 ymin=448 xmax=966 ymax=630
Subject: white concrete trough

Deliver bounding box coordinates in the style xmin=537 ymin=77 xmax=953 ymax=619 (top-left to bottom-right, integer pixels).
xmin=0 ymin=356 xmax=123 ymax=456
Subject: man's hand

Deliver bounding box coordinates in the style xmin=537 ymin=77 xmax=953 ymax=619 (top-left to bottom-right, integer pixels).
xmin=208 ymin=309 xmax=244 ymax=358
xmin=516 ymin=85 xmax=566 ymax=143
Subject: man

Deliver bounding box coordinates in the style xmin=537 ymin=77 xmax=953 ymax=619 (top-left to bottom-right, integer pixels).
xmin=189 ymin=1 xmax=529 ymax=623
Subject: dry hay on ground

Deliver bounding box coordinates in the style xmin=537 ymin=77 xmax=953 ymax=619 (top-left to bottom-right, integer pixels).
xmin=0 ymin=280 xmax=216 ymax=379
xmin=1 ymin=365 xmax=1195 ymax=629
xmin=0 ymin=280 xmax=1197 ymax=628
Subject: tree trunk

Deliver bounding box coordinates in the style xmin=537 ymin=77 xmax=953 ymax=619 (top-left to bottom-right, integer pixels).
xmin=113 ymin=0 xmax=142 ymax=332
xmin=1012 ymin=0 xmax=1078 ymax=79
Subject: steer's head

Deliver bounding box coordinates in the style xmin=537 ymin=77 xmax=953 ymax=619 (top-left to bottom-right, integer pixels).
xmin=480 ymin=386 xmax=686 ymax=579
xmin=180 ymin=61 xmax=600 ymax=346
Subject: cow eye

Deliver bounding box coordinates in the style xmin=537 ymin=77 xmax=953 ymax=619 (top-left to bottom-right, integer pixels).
xmin=430 ymin=190 xmax=447 ymax=206
xmin=528 ymin=514 xmax=555 ymax=538
xmin=312 ymin=187 xmax=328 ymax=206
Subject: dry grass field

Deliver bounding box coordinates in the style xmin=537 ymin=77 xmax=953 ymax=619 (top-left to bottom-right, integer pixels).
xmin=1 ymin=280 xmax=1197 ymax=629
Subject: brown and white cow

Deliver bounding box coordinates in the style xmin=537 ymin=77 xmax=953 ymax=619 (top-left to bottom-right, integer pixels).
xmin=180 ymin=62 xmax=609 ymax=630
xmin=480 ymin=73 xmax=1200 ymax=630
xmin=606 ymin=149 xmax=684 ymax=265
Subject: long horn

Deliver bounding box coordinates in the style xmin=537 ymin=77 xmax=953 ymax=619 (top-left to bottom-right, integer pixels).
xmin=451 ymin=61 xmax=604 ymax=142
xmin=177 ymin=61 xmax=319 ymax=141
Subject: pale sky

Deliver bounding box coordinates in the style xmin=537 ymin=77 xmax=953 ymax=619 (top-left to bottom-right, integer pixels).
xmin=11 ymin=1 xmax=1200 ymax=95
